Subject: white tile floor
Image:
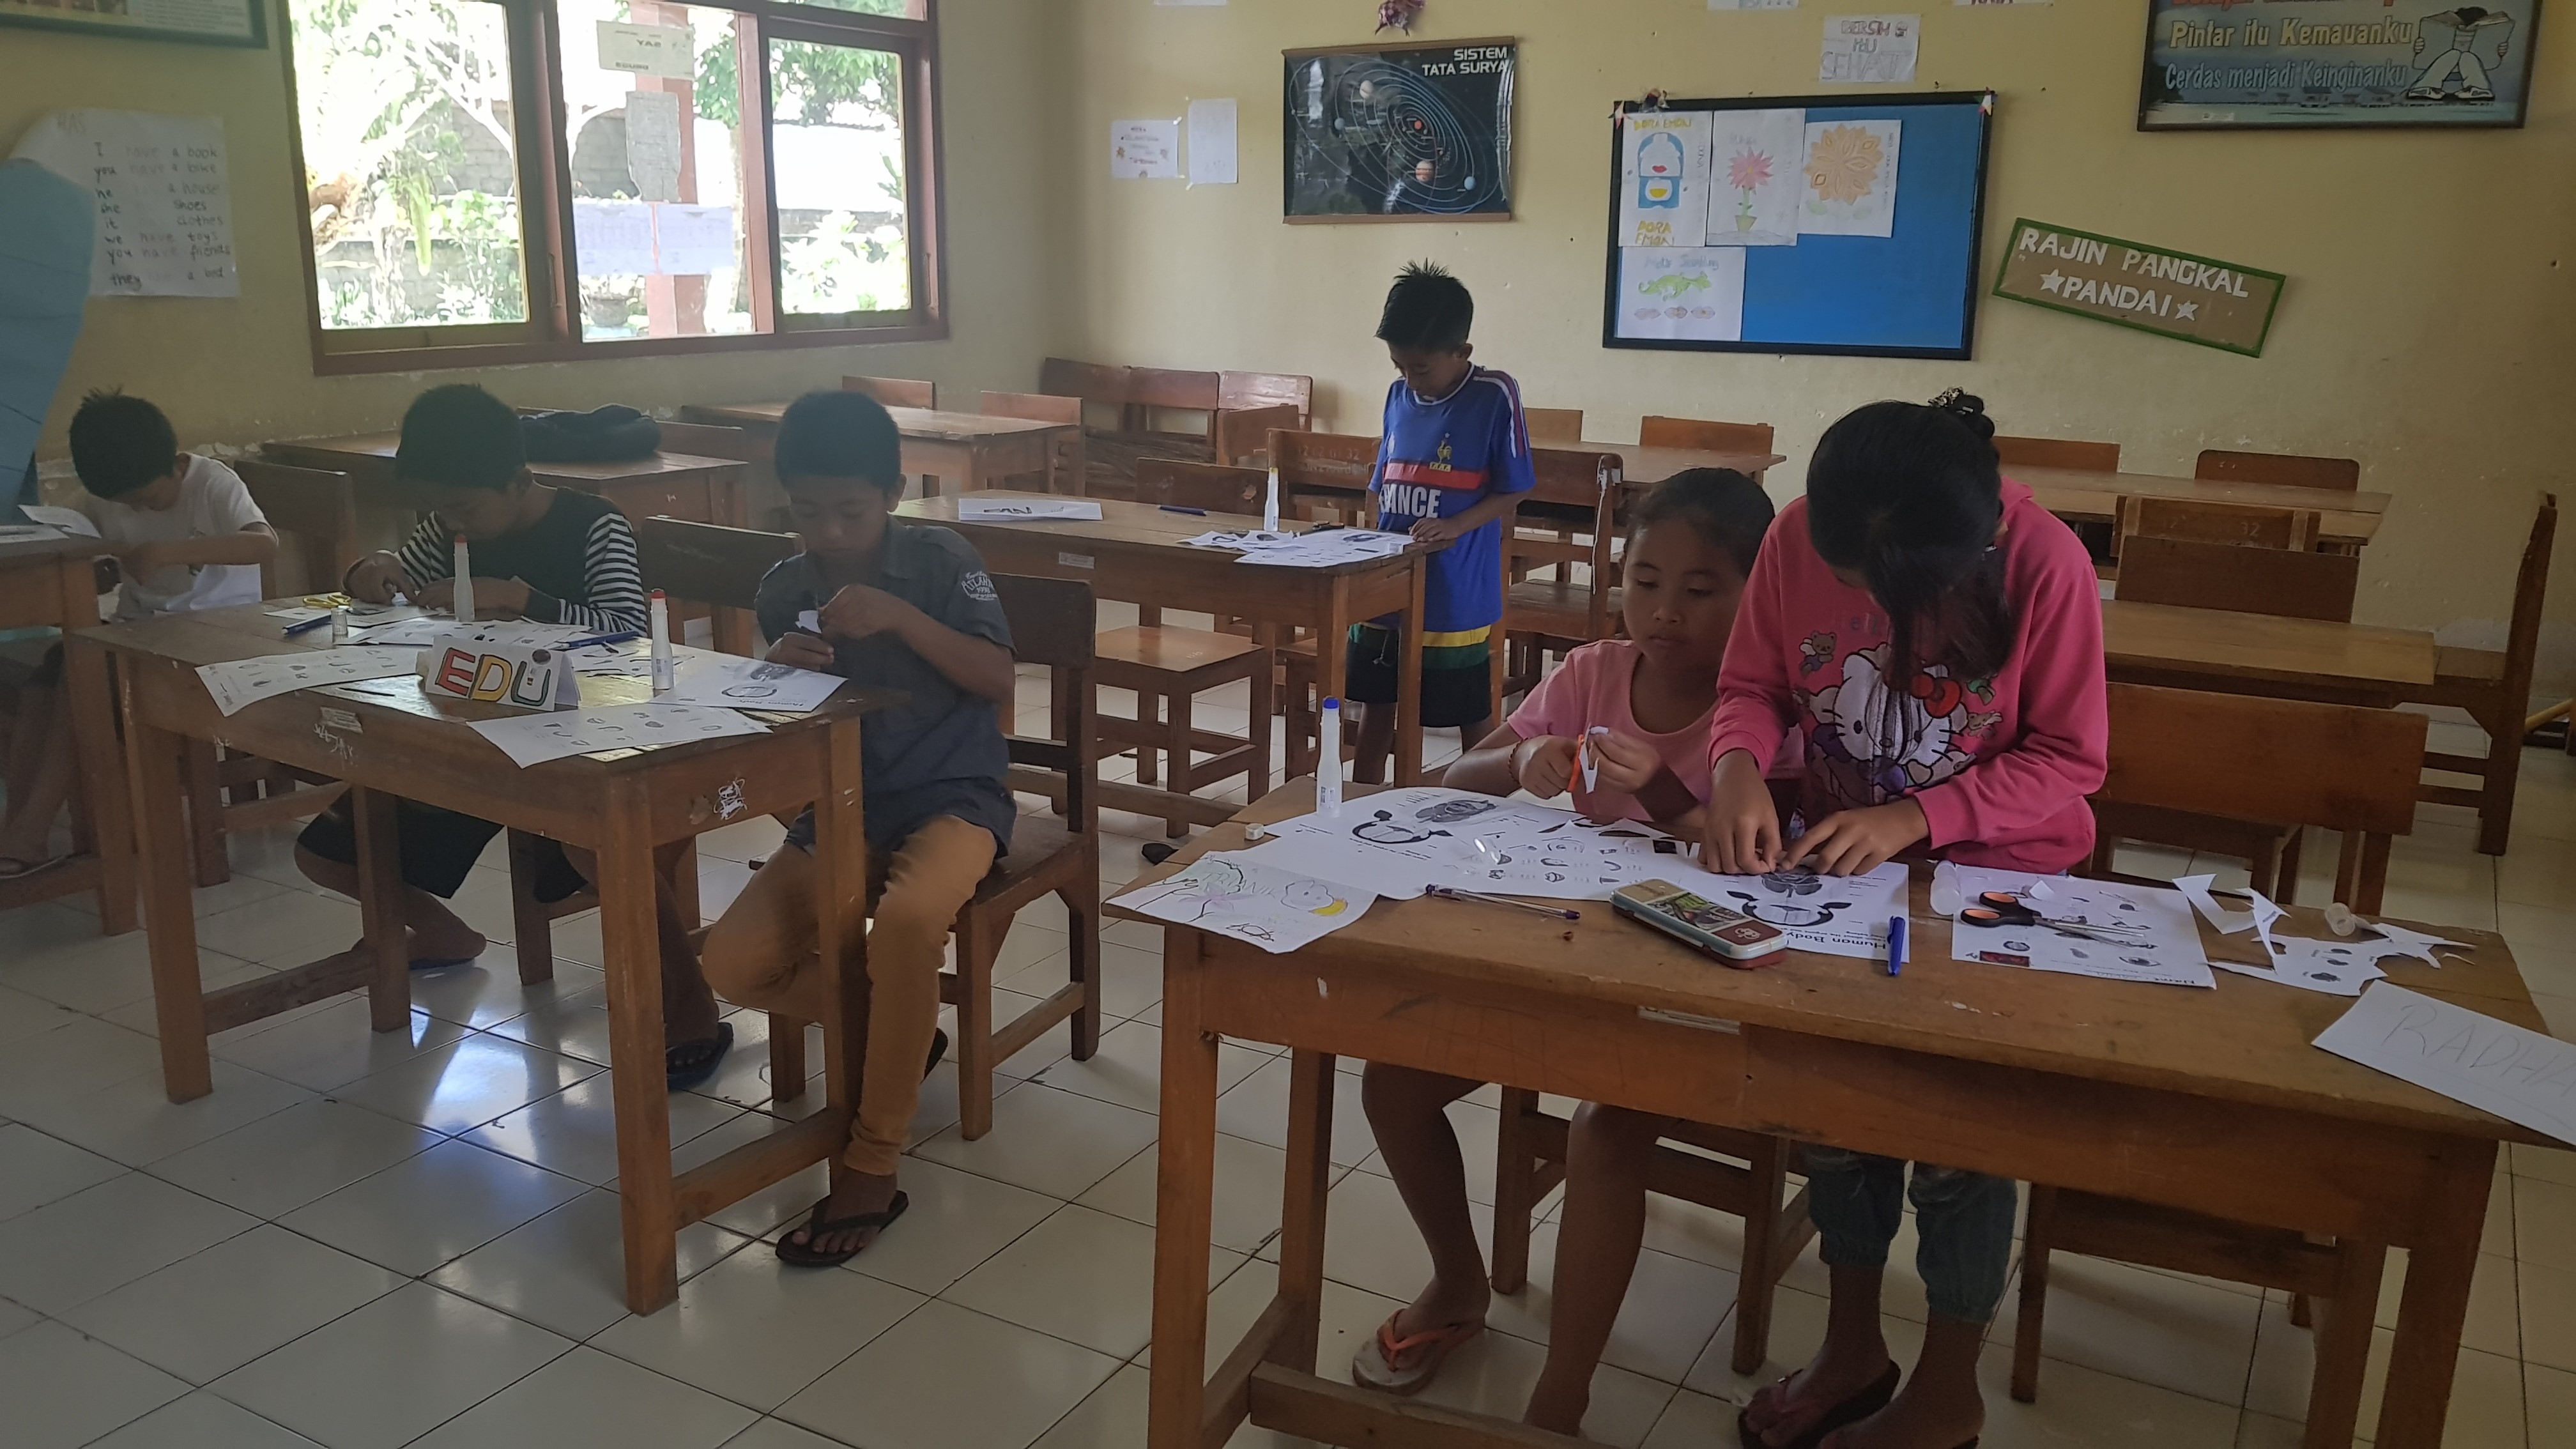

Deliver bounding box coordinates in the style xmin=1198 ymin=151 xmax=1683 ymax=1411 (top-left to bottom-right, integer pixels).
xmin=3 ymin=655 xmax=2573 ymax=1448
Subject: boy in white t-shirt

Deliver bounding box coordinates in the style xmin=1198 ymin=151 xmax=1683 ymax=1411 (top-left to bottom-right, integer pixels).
xmin=0 ymin=391 xmax=275 ymax=877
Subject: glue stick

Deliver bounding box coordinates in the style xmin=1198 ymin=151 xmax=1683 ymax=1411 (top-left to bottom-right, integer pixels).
xmin=1264 ymin=465 xmax=1282 ymax=533
xmin=450 ymin=535 xmax=474 ymax=624
xmin=1317 ymin=696 xmax=1343 ymax=817
xmin=648 ymin=588 xmax=674 ymax=693
xmin=330 ymin=605 xmax=350 ymax=645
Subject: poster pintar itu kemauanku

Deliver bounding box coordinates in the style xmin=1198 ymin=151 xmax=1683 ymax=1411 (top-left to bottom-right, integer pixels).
xmin=2140 ymin=0 xmax=2540 ymax=130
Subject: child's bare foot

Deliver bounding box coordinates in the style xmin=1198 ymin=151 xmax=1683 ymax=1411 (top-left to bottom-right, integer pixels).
xmin=1823 ymin=1376 xmax=1986 ymax=1449
xmin=1744 ymin=1343 xmax=1897 ymax=1446
xmin=777 ymin=1170 xmax=907 ymax=1266
xmin=408 ymin=921 xmax=487 ymax=965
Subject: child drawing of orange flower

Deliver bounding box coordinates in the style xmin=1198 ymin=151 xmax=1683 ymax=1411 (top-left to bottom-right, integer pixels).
xmin=1726 ymin=148 xmax=1774 ymax=193
xmin=1806 ymin=125 xmax=1883 ymax=206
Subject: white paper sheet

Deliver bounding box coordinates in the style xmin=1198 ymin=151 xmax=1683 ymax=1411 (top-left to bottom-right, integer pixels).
xmin=2214 ymin=937 xmax=2389 ymax=997
xmin=956 ymin=497 xmax=1105 ymax=522
xmin=656 ymin=204 xmax=737 ymax=276
xmin=1820 ymin=13 xmax=1920 ymax=84
xmin=573 ymin=199 xmax=656 ymax=276
xmin=195 ymin=648 xmax=422 ymax=717
xmin=471 ymin=702 xmax=769 ymax=769
xmin=596 ymin=20 xmax=694 ymax=79
xmin=1704 ymin=107 xmax=1805 ymax=246
xmin=1686 ymin=862 xmax=1910 ymax=960
xmin=1114 ymin=854 xmax=1371 ymax=954
xmin=623 ymin=90 xmax=684 ymax=203
xmin=661 ymin=654 xmax=845 ymax=713
xmin=0 ymin=526 xmax=67 ymax=543
xmin=1183 ymin=529 xmax=1300 ymax=550
xmin=12 ymin=109 xmax=238 ymax=298
xmin=1798 ymin=118 xmax=1902 ymax=237
xmin=1249 ymin=789 xmax=1706 ymax=903
xmin=2355 ymin=921 xmax=2471 ymax=967
xmin=2314 ymin=984 xmax=2576 ymax=1146
xmin=17 ymin=504 xmax=96 ymax=538
xmin=1947 ymin=866 xmax=2215 ymax=988
xmin=1110 ymin=119 xmax=1183 ymax=180
xmin=2174 ymin=873 xmax=2286 ymax=958
xmin=1614 ymin=247 xmax=1747 ymax=342
xmin=1187 ymin=98 xmax=1239 ymax=186
xmin=1231 ymin=530 xmax=1413 ymax=569
xmin=1620 ymin=112 xmax=1712 ymax=249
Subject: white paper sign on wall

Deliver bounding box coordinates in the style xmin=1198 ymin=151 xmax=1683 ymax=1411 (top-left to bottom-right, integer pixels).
xmin=10 ymin=109 xmax=238 ymax=298
xmin=597 ymin=21 xmax=696 ymax=79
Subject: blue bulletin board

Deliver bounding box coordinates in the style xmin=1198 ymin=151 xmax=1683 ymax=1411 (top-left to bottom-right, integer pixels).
xmin=1602 ymin=91 xmax=1996 ymax=360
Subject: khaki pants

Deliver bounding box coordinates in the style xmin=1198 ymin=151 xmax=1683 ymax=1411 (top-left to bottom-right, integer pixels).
xmin=700 ymin=815 xmax=996 ymax=1176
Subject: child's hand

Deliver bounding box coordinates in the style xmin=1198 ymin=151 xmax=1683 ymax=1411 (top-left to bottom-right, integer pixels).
xmin=1409 ymin=515 xmax=1468 ymax=546
xmin=1781 ymin=799 xmax=1928 ymax=878
xmin=1703 ymin=750 xmax=1782 ymax=875
xmin=1588 ymin=731 xmax=1662 ymax=794
xmin=766 ymin=631 xmax=836 ymax=671
xmin=1509 ymin=735 xmax=1577 ymax=798
xmin=818 ymin=584 xmax=917 ymax=641
xmin=344 ymin=553 xmax=406 ymax=605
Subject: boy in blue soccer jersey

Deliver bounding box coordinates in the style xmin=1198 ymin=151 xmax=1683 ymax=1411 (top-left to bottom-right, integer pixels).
xmin=1349 ymin=261 xmax=1535 ymax=783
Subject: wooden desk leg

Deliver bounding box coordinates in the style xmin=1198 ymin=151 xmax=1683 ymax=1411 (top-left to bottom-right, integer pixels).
xmin=123 ymin=712 xmax=211 ymax=1101
xmin=349 ymin=786 xmax=412 ymax=1034
xmin=60 ymin=629 xmax=135 ymax=934
xmin=1149 ymin=930 xmax=1220 ymax=1449
xmin=812 ymin=719 xmax=870 ymax=1177
xmin=1394 ymin=558 xmax=1427 ymax=785
xmin=2375 ymin=1140 xmax=2496 ymax=1449
xmin=1273 ymin=1048 xmax=1336 ymax=1375
xmin=595 ymin=777 xmax=680 ymax=1313
xmin=2306 ymin=1241 xmax=2385 ymax=1449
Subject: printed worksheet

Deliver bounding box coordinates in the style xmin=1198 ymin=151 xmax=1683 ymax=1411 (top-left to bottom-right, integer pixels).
xmin=661 ymin=654 xmax=845 ymax=713
xmin=1112 ymin=854 xmax=1371 ymax=954
xmin=470 ymin=702 xmax=769 ymax=769
xmin=1249 ymin=788 xmax=1703 ymax=902
xmin=955 ymin=497 xmax=1104 ymax=522
xmin=1682 ymin=862 xmax=1908 ymax=959
xmin=1945 ymin=866 xmax=2214 ymax=988
xmin=195 ymin=647 xmax=424 ymax=717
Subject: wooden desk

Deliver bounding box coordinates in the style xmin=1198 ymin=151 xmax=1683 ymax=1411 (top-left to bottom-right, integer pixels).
xmin=77 ymin=604 xmax=884 ymax=1312
xmin=1136 ymin=785 xmax=2543 ymax=1449
xmin=1584 ymin=440 xmax=1786 ymax=486
xmin=2104 ymin=598 xmax=2437 ymax=707
xmin=0 ymin=533 xmax=134 ymax=930
xmin=896 ymin=492 xmax=1432 ymax=822
xmin=263 ymin=433 xmax=751 ymax=531
xmin=2016 ymin=465 xmax=2391 ymax=550
xmin=680 ymin=401 xmax=1081 ymax=496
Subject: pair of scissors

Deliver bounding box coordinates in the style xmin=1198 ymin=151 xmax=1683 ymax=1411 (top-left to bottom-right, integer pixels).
xmin=1956 ymin=890 xmax=2147 ymax=944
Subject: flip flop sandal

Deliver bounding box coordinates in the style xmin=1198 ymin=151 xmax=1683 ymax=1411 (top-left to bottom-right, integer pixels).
xmin=1740 ymin=1361 xmax=1899 ymax=1449
xmin=0 ymin=854 xmax=70 ymax=881
xmin=409 ymin=955 xmax=479 ymax=972
xmin=1349 ymin=1313 xmax=1484 ymax=1397
xmin=926 ymin=1027 xmax=949 ymax=1077
xmin=666 ymin=1022 xmax=735 ymax=1091
xmin=776 ymin=1188 xmax=909 ymax=1268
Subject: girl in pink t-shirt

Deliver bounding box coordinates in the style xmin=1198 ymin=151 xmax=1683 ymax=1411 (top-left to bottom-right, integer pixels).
xmin=1351 ymin=470 xmax=1776 ymax=1410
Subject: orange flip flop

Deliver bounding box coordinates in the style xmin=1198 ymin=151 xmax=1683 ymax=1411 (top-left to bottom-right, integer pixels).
xmin=1349 ymin=1313 xmax=1484 ymax=1397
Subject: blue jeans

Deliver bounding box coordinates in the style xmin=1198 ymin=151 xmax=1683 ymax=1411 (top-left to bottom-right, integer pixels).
xmin=1804 ymin=1147 xmax=2018 ymax=1326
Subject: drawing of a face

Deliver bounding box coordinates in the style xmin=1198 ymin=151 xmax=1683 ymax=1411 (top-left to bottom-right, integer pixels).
xmin=1355 ymin=809 xmax=1450 ymax=846
xmin=1728 ymin=890 xmax=1851 ymax=929
xmin=1282 ymin=879 xmax=1349 ymax=917
xmin=1416 ymin=798 xmax=1496 ymax=825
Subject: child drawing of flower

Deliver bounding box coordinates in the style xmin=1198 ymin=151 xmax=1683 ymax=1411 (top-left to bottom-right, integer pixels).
xmin=1806 ymin=124 xmax=1884 ymax=206
xmin=1726 ymin=147 xmax=1772 ymax=230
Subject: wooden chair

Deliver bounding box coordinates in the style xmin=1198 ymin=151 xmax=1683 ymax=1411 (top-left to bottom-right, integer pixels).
xmin=1094 ymin=460 xmax=1273 ymax=836
xmin=1213 ymin=403 xmax=1302 ymax=467
xmin=1041 ymin=357 xmax=1315 ymax=496
xmin=1994 ymin=435 xmax=2120 ymax=472
xmin=981 ymin=392 xmax=1088 ymax=494
xmin=2120 ymin=496 xmax=2319 ymax=551
xmin=2195 ymin=448 xmax=2359 ymax=492
xmin=842 ymin=375 xmax=937 ymax=410
xmin=1269 ymin=429 xmax=1378 ymax=526
xmin=1491 ymin=1103 xmax=1812 ymax=1377
xmin=636 ymin=515 xmax=796 ymax=658
xmin=2114 ymin=535 xmax=2359 ymax=623
xmin=176 ymin=461 xmax=364 ymax=885
xmin=2034 ymin=683 xmax=2427 ymax=1449
xmin=2405 ymin=493 xmax=2557 ymax=855
xmin=1502 ymin=451 xmax=1626 ymax=698
xmin=1639 ymin=415 xmax=1774 ymax=456
xmin=1524 ymin=408 xmax=1585 ymax=445
xmin=1218 ymin=369 xmax=1315 ymax=429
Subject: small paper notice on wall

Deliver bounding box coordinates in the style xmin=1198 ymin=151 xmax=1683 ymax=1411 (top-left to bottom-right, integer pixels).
xmin=11 ymin=109 xmax=238 ymax=298
xmin=624 ymin=89 xmax=684 ymax=203
xmin=1798 ymin=118 xmax=1901 ymax=237
xmin=1820 ymin=13 xmax=1920 ymax=84
xmin=573 ymin=199 xmax=656 ymax=275
xmin=1187 ymin=99 xmax=1239 ymax=186
xmin=1110 ymin=119 xmax=1183 ymax=179
xmin=1956 ymin=0 xmax=2047 ymax=6
xmin=2314 ymin=983 xmax=2576 ymax=1146
xmin=1618 ymin=112 xmax=1712 ymax=248
xmin=1711 ymin=0 xmax=1798 ymax=9
xmin=597 ymin=21 xmax=695 ymax=79
xmin=656 ymin=205 xmax=738 ymax=275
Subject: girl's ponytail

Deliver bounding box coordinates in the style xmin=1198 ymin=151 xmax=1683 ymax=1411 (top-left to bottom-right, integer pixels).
xmin=1807 ymin=392 xmax=2018 ymax=684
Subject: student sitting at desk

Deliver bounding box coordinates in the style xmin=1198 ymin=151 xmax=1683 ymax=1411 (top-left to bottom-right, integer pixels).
xmin=690 ymin=389 xmax=1018 ymax=1268
xmin=1700 ymin=392 xmax=2106 ymax=1449
xmin=297 ymin=384 xmax=648 ymax=979
xmin=1 ymin=390 xmax=276 ymax=878
xmin=1347 ymin=468 xmax=1775 ymax=1404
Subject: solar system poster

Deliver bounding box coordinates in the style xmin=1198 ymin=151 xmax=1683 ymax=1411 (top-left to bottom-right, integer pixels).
xmin=1283 ymin=39 xmax=1515 ymax=221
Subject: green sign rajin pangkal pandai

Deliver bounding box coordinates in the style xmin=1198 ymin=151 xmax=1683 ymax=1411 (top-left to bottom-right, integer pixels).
xmin=1992 ymin=218 xmax=2285 ymax=357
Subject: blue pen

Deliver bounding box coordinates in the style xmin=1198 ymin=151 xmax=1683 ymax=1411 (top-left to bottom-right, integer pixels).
xmin=1886 ymin=916 xmax=1908 ymax=977
xmin=282 ymin=614 xmax=334 ymax=638
xmin=1159 ymin=505 xmax=1208 ymax=516
xmin=560 ymin=629 xmax=643 ymax=650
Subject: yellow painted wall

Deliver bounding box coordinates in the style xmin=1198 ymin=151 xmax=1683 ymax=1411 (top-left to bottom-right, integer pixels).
xmin=1052 ymin=0 xmax=2576 ymax=690
xmin=3 ymin=0 xmax=1064 ymax=459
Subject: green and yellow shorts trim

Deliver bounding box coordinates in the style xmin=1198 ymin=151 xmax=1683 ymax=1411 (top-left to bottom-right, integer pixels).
xmin=1343 ymin=622 xmax=1494 ymax=729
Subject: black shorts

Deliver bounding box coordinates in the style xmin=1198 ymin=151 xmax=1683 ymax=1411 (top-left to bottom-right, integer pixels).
xmin=1342 ymin=623 xmax=1495 ymax=730
xmin=298 ymin=797 xmax=587 ymax=902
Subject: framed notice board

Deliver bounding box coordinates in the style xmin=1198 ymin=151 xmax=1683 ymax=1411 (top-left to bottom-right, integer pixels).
xmin=1601 ymin=91 xmax=1995 ymax=360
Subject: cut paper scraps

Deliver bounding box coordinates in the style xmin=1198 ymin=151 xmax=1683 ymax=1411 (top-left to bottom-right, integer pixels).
xmin=1112 ymin=853 xmax=1369 ymax=954
xmin=1945 ymin=866 xmax=2215 ymax=988
xmin=2314 ymin=984 xmax=2576 ymax=1146
xmin=1619 ymin=111 xmax=1712 ymax=248
xmin=1703 ymin=107 xmax=1804 ymax=246
xmin=1798 ymin=118 xmax=1901 ymax=237
xmin=195 ymin=648 xmax=423 ymax=717
xmin=1614 ymin=246 xmax=1747 ymax=343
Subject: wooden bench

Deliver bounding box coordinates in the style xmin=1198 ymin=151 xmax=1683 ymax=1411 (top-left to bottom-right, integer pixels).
xmin=1040 ymin=356 xmax=1313 ymax=496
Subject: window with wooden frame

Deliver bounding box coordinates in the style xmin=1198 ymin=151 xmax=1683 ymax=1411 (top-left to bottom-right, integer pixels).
xmin=282 ymin=0 xmax=942 ymax=374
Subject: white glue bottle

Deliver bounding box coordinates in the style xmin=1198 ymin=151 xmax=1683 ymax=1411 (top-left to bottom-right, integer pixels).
xmin=1317 ymin=696 xmax=1344 ymax=816
xmin=330 ymin=606 xmax=350 ymax=644
xmin=648 ymin=588 xmax=675 ymax=693
xmin=450 ymin=535 xmax=475 ymax=624
xmin=1264 ymin=465 xmax=1282 ymax=533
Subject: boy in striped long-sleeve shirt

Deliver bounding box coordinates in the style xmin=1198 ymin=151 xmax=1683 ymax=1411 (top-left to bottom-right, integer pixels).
xmin=297 ymin=385 xmax=647 ymax=975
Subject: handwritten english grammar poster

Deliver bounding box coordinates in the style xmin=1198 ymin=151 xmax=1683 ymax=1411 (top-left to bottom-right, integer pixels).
xmin=2140 ymin=0 xmax=2540 ymax=130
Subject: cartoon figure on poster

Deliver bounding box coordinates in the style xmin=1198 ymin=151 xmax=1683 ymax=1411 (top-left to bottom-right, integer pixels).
xmin=2408 ymin=8 xmax=2515 ymax=100
xmin=1614 ymin=246 xmax=1746 ymax=344
xmin=1637 ymin=131 xmax=1684 ymax=210
xmin=1618 ymin=112 xmax=1710 ymax=247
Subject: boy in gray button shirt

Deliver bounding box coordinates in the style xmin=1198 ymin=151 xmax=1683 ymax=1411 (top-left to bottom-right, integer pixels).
xmin=691 ymin=390 xmax=1018 ymax=1267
